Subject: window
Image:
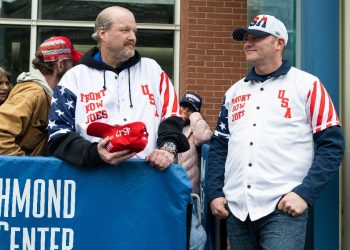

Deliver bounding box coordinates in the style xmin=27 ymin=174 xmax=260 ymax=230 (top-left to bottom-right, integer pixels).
xmin=0 ymin=0 xmax=178 ymax=86
xmin=0 ymin=25 xmax=30 ymax=80
xmin=37 ymin=27 xmax=174 ymax=77
xmin=0 ymin=0 xmax=31 ymax=19
xmin=38 ymin=0 xmax=175 ymax=24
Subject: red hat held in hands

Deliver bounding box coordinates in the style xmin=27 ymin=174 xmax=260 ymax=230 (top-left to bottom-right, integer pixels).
xmin=87 ymin=121 xmax=148 ymax=153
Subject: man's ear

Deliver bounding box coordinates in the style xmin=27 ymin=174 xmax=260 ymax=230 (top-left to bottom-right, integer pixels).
xmin=55 ymin=60 xmax=64 ymax=72
xmin=277 ymin=38 xmax=285 ymax=49
xmin=98 ymin=27 xmax=107 ymax=42
xmin=276 ymin=38 xmax=286 ymax=55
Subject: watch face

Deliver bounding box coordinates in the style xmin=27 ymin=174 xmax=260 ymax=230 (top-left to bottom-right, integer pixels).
xmin=164 ymin=142 xmax=176 ymax=151
xmin=160 ymin=142 xmax=177 ymax=159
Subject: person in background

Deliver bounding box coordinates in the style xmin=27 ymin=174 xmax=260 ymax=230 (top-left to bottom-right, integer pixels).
xmin=179 ymin=92 xmax=212 ymax=194
xmin=0 ymin=67 xmax=11 ymax=106
xmin=206 ymin=14 xmax=344 ymax=249
xmin=0 ymin=36 xmax=82 ymax=155
xmin=46 ymin=6 xmax=189 ymax=168
xmin=178 ymin=92 xmax=212 ymax=250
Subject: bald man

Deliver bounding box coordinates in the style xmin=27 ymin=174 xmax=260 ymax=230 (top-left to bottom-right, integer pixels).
xmin=47 ymin=6 xmax=189 ymax=168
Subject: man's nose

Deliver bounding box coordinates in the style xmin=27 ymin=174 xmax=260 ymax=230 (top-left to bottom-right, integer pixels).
xmin=129 ymin=31 xmax=136 ymax=41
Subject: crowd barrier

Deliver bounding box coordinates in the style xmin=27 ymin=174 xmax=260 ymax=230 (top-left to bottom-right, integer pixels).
xmin=0 ymin=156 xmax=192 ymax=250
xmin=0 ymin=143 xmax=339 ymax=250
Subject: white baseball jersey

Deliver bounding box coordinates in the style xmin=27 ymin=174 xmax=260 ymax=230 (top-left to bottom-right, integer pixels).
xmin=48 ymin=57 xmax=180 ymax=159
xmin=221 ymin=66 xmax=340 ymax=221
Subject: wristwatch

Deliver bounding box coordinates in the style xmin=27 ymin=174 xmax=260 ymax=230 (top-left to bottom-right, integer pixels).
xmin=160 ymin=142 xmax=177 ymax=157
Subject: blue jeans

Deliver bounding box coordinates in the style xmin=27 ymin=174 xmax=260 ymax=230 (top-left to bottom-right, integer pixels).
xmin=190 ymin=212 xmax=207 ymax=250
xmin=226 ymin=207 xmax=308 ymax=250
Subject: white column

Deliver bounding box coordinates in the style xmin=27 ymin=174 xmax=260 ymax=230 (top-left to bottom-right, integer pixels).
xmin=341 ymin=0 xmax=350 ymax=249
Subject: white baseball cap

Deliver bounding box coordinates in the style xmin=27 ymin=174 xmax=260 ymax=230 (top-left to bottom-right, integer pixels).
xmin=232 ymin=14 xmax=288 ymax=45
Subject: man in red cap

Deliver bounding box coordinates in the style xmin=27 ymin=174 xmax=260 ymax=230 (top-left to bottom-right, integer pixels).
xmin=0 ymin=36 xmax=82 ymax=155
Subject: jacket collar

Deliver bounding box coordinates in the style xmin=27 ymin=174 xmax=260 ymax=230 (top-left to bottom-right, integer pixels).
xmin=79 ymin=47 xmax=141 ymax=74
xmin=244 ymin=60 xmax=291 ymax=83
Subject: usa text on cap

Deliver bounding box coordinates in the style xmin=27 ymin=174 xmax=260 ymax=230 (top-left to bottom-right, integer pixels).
xmin=232 ymin=15 xmax=288 ymax=45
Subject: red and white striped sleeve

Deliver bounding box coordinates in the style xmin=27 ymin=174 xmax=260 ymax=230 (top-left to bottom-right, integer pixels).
xmin=159 ymin=71 xmax=181 ymax=121
xmin=307 ymin=80 xmax=341 ymax=133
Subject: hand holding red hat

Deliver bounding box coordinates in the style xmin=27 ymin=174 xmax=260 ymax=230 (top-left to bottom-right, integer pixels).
xmin=87 ymin=121 xmax=148 ymax=165
xmin=87 ymin=121 xmax=149 ymax=153
xmin=97 ymin=136 xmax=136 ymax=165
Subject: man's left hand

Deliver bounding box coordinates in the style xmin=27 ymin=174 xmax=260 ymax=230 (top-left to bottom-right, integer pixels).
xmin=277 ymin=192 xmax=308 ymax=217
xmin=145 ymin=149 xmax=175 ymax=171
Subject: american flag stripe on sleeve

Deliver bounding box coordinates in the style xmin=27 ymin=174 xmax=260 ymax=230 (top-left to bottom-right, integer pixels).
xmin=308 ymin=80 xmax=341 ymax=133
xmin=159 ymin=71 xmax=180 ymax=120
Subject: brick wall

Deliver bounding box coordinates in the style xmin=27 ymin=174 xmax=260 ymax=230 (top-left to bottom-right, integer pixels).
xmin=180 ymin=0 xmax=248 ymax=129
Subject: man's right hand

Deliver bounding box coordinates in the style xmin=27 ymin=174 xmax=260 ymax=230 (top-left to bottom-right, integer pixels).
xmin=210 ymin=197 xmax=229 ymax=219
xmin=97 ymin=136 xmax=136 ymax=165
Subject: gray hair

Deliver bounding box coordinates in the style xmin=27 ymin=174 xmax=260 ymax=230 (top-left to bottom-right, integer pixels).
xmin=92 ymin=18 xmax=112 ymax=42
xmin=92 ymin=6 xmax=133 ymax=42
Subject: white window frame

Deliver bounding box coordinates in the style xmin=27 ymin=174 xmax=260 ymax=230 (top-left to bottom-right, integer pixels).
xmin=0 ymin=0 xmax=181 ymax=91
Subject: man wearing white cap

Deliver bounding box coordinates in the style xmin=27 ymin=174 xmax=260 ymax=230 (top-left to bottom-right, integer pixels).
xmin=0 ymin=36 xmax=82 ymax=155
xmin=206 ymin=14 xmax=344 ymax=249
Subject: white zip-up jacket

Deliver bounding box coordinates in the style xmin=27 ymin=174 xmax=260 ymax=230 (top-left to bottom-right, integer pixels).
xmin=47 ymin=48 xmax=189 ymax=166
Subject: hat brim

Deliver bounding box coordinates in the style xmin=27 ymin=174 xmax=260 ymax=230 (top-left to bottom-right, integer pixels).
xmin=87 ymin=122 xmax=114 ymax=138
xmin=232 ymin=28 xmax=271 ymax=41
xmin=180 ymin=101 xmax=199 ymax=112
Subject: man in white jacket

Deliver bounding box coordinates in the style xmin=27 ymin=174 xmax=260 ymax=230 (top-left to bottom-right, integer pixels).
xmin=47 ymin=6 xmax=189 ymax=168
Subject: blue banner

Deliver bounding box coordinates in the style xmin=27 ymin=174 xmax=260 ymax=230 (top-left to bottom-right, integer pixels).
xmin=0 ymin=156 xmax=192 ymax=250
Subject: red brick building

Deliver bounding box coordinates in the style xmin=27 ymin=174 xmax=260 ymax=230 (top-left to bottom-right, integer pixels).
xmin=180 ymin=0 xmax=248 ymax=128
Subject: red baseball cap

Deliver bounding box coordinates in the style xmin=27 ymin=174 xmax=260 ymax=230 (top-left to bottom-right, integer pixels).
xmin=87 ymin=121 xmax=149 ymax=153
xmin=38 ymin=36 xmax=83 ymax=63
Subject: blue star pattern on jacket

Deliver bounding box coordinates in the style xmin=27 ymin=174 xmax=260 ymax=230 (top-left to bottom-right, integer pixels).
xmin=214 ymin=96 xmax=230 ymax=139
xmin=48 ymin=85 xmax=77 ymax=140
